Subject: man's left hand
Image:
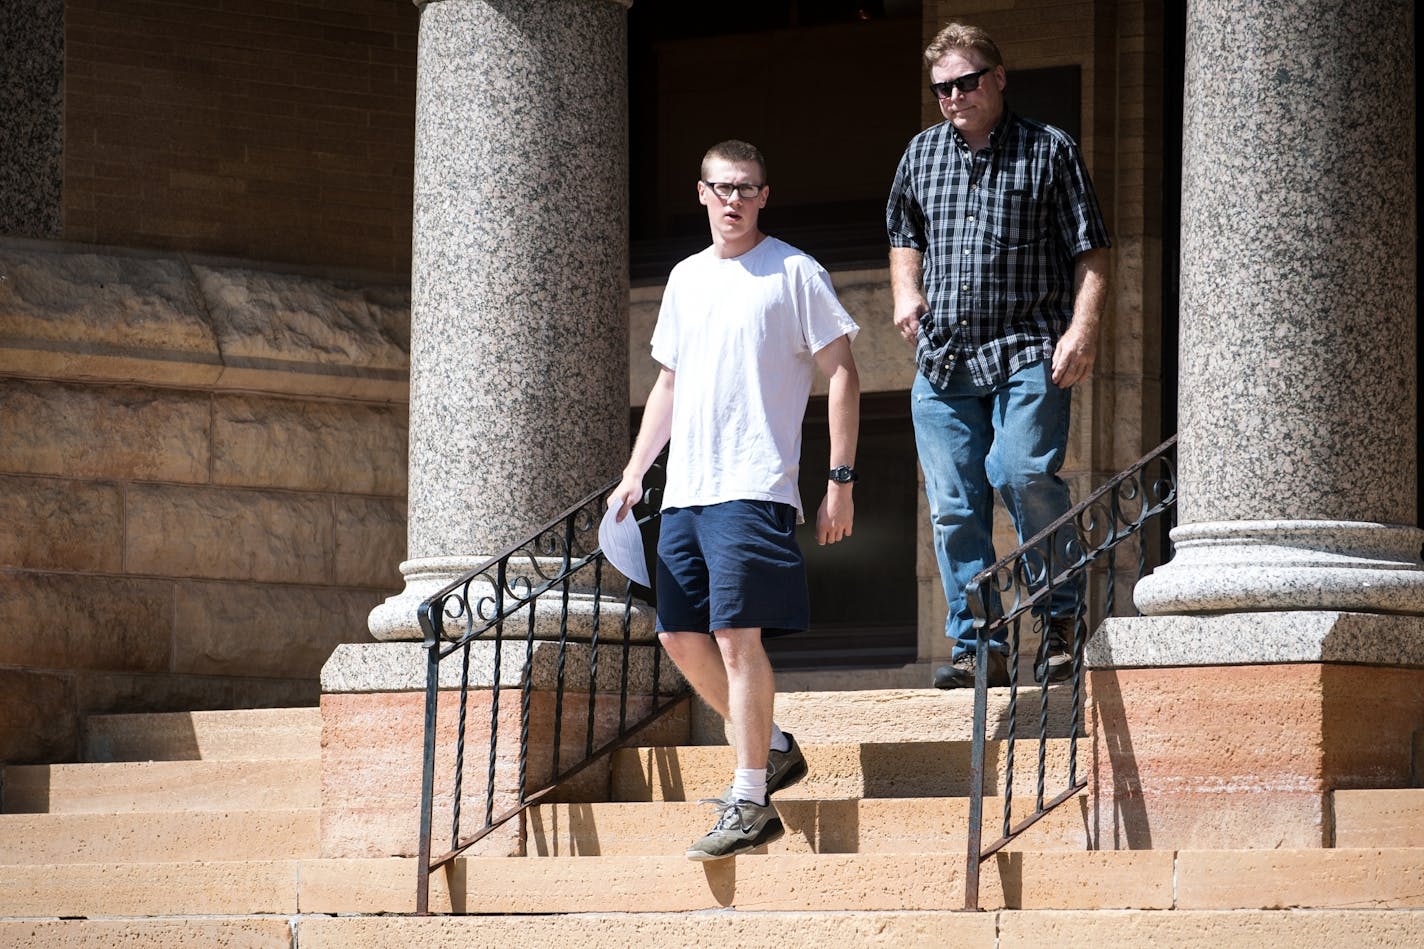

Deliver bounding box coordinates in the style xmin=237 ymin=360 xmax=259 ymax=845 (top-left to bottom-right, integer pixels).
xmin=816 ymin=487 xmax=854 ymax=546
xmin=1051 ymin=325 xmax=1097 ymax=388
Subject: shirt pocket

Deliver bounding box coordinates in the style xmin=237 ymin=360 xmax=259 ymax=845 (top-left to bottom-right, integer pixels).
xmin=989 ymin=189 xmax=1046 ymax=250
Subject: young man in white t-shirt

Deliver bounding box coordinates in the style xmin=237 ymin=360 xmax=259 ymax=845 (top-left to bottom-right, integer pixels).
xmin=610 ymin=140 xmax=861 ymax=861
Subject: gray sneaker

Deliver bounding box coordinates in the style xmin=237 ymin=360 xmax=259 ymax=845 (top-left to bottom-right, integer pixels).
xmin=717 ymin=733 xmax=809 ymax=802
xmin=685 ymin=798 xmax=784 ymax=861
xmin=767 ymin=733 xmax=808 ymax=796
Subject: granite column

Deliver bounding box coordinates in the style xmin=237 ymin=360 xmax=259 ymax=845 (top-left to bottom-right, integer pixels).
xmin=370 ymin=0 xmax=633 ymax=641
xmin=320 ymin=0 xmax=663 ymax=861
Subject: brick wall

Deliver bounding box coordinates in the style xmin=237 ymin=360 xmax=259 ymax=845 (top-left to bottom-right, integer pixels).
xmin=62 ymin=0 xmax=418 ymax=274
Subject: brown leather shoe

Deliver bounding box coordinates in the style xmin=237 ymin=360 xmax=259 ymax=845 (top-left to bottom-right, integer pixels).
xmin=1034 ymin=616 xmax=1076 ymax=683
xmin=933 ymin=649 xmax=1009 ymax=689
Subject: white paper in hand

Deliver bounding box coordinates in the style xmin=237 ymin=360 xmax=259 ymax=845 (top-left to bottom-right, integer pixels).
xmin=598 ymin=503 xmax=651 ymax=588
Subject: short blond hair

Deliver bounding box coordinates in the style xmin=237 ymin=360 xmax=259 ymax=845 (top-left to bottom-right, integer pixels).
xmin=923 ymin=22 xmax=1004 ymax=70
xmin=701 ymin=140 xmax=767 ymax=182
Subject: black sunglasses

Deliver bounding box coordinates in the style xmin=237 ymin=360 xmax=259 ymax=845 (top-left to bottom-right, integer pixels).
xmin=930 ymin=67 xmax=992 ymax=99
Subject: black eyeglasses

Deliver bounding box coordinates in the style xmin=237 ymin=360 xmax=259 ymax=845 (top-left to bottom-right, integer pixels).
xmin=930 ymin=66 xmax=992 ymax=99
xmin=702 ymin=181 xmax=764 ymax=200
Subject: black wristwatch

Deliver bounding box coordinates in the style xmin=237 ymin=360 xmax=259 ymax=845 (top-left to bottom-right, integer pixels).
xmin=828 ymin=465 xmax=858 ymax=484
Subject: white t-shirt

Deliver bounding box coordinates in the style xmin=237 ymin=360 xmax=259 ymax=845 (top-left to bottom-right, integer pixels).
xmin=651 ymin=236 xmax=859 ymax=519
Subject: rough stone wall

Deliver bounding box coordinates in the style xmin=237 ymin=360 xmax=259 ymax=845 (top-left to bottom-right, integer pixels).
xmin=0 ymin=238 xmax=410 ymax=763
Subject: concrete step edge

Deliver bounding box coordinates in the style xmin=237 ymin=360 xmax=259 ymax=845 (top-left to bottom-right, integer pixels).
xmin=4 ymin=850 xmax=1423 ymax=918
xmin=608 ymin=739 xmax=1087 ymax=801
xmin=1331 ymin=787 xmax=1424 ymax=847
xmin=5 ymin=909 xmax=1422 ymax=948
xmin=83 ymin=707 xmax=321 ymax=762
xmin=692 ymin=688 xmax=1083 ymax=744
xmin=292 ymin=908 xmax=1424 ymax=948
xmin=0 ymin=809 xmax=322 ymax=864
xmin=525 ymin=796 xmax=1089 ymax=855
xmin=3 ymin=758 xmax=319 ymax=813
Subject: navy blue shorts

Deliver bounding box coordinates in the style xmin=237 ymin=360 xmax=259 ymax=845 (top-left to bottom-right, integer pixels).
xmin=655 ymin=500 xmax=809 ymax=638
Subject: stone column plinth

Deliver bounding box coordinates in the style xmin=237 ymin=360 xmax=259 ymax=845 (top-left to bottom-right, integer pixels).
xmin=369 ymin=0 xmax=633 ymax=642
xmin=319 ymin=642 xmax=687 ymax=858
xmin=1133 ymin=0 xmax=1420 ymax=619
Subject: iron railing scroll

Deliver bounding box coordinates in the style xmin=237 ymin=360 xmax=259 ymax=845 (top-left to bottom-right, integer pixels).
xmin=962 ymin=435 xmax=1178 ymax=910
xmin=413 ymin=455 xmax=684 ymax=915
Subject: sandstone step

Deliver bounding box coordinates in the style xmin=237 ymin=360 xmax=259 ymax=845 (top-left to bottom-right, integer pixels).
xmin=692 ymin=688 xmax=1082 ymax=745
xmin=288 ymin=908 xmax=1424 ymax=949
xmin=303 ymin=847 xmax=1424 ymax=915
xmin=3 ymin=849 xmax=1421 ymax=919
xmin=302 ymin=851 xmax=1173 ymax=914
xmin=0 ymin=860 xmax=301 ymax=918
xmin=83 ymin=707 xmax=321 ymax=762
xmin=2 ymin=758 xmax=318 ymax=813
xmin=1332 ymin=788 xmax=1424 ymax=847
xmin=526 ymin=796 xmax=1088 ymax=856
xmin=0 ymin=809 xmax=320 ymax=864
xmin=0 ymin=918 xmax=294 ymax=949
xmin=5 ymin=908 xmax=1421 ymax=949
xmin=295 ymin=910 xmax=999 ymax=947
xmin=610 ymin=739 xmax=1084 ymax=801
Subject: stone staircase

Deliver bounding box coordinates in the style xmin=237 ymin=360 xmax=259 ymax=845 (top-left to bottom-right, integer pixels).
xmin=2 ymin=694 xmax=1423 ymax=947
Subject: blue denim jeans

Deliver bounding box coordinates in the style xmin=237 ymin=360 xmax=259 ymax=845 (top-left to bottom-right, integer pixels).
xmin=911 ymin=361 xmax=1079 ymax=658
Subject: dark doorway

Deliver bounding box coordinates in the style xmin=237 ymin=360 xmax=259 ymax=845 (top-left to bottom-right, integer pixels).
xmin=628 ymin=391 xmax=920 ymax=670
xmin=627 ymin=1 xmax=924 ymax=283
xmin=769 ymin=390 xmax=919 ymax=668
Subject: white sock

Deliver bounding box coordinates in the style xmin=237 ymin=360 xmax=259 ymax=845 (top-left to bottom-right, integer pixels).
xmin=769 ymin=723 xmax=790 ymax=754
xmin=731 ymin=767 xmax=769 ymax=806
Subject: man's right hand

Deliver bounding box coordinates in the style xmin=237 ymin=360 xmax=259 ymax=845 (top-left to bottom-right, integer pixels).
xmin=893 ymin=299 xmax=927 ymax=344
xmin=608 ymin=475 xmax=643 ymax=522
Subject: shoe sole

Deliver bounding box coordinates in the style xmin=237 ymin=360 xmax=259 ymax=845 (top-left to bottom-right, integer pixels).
xmin=1034 ymin=658 xmax=1074 ymax=684
xmin=935 ymin=672 xmax=1011 ymax=689
xmin=684 ymin=818 xmax=785 ymax=861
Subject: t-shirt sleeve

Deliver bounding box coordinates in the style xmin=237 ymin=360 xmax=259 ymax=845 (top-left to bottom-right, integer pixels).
xmin=649 ymin=279 xmax=679 ymax=370
xmin=798 ymin=263 xmax=860 ymax=354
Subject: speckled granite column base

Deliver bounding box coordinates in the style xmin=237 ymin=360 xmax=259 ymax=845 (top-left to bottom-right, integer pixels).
xmin=368 ymin=555 xmax=655 ymax=644
xmin=371 ymin=0 xmax=632 ymax=641
xmin=1143 ymin=0 xmax=1418 ymax=616
xmin=1136 ymin=521 xmax=1424 ymax=615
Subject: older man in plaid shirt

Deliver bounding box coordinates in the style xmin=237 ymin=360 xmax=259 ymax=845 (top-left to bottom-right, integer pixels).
xmin=886 ymin=22 xmax=1111 ymax=690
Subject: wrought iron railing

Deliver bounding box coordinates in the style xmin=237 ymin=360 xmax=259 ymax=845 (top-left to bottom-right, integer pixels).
xmin=961 ymin=435 xmax=1178 ymax=910
xmin=412 ymin=462 xmax=685 ymax=915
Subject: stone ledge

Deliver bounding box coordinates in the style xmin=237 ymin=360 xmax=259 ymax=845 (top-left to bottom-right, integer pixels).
xmin=1089 ymin=611 xmax=1424 ymax=668
xmin=0 ymin=237 xmax=409 ymax=402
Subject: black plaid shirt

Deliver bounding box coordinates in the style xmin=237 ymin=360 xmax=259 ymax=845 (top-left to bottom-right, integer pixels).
xmin=886 ymin=110 xmax=1111 ymax=388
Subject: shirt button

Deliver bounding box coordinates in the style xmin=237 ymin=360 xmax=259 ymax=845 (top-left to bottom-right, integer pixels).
xmin=960 ymin=320 xmax=968 ymax=326
xmin=963 ymin=248 xmax=970 ymax=255
xmin=961 ymin=283 xmax=969 ymax=290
